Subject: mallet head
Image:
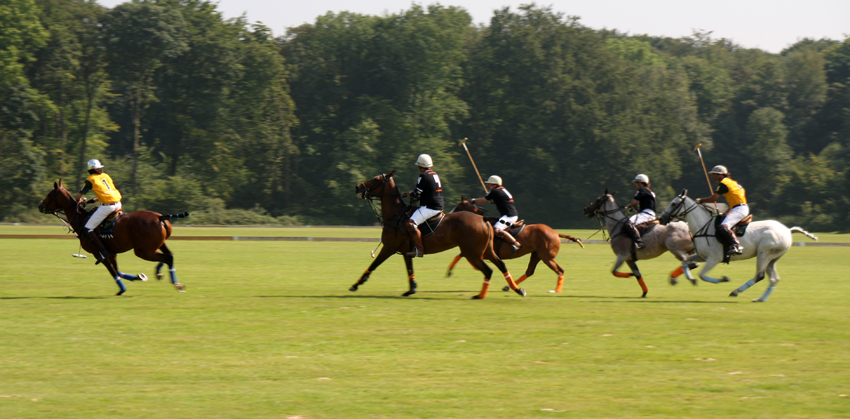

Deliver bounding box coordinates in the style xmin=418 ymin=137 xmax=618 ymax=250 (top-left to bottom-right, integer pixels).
xmin=458 ymin=137 xmax=468 ymax=147
xmin=693 ymin=143 xmax=703 ymax=151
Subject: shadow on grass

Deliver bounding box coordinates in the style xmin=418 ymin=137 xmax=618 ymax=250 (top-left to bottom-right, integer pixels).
xmin=0 ymin=296 xmax=112 ymax=300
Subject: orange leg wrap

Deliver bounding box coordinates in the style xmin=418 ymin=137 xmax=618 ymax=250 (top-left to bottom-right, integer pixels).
xmin=637 ymin=278 xmax=648 ymax=294
xmin=504 ymin=272 xmax=518 ymax=290
xmin=515 ymin=274 xmax=528 ymax=285
xmin=448 ymin=255 xmax=462 ymax=271
xmin=670 ymin=266 xmax=684 ymax=278
xmin=477 ymin=280 xmax=491 ymax=299
xmin=555 ymin=275 xmax=564 ymax=293
xmin=613 ymin=271 xmax=633 ymax=278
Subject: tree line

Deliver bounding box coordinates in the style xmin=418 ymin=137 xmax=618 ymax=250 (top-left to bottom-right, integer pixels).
xmin=2 ymin=1 xmax=848 ymax=230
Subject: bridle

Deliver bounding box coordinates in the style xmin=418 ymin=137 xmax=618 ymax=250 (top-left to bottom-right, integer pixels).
xmin=585 ymin=195 xmax=631 ymax=242
xmin=356 ymin=173 xmax=404 ymax=226
xmin=663 ymin=195 xmax=714 ymax=259
xmin=39 ymin=187 xmax=82 ymax=236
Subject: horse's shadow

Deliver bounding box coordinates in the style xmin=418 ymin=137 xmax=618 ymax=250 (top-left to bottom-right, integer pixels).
xmin=0 ymin=296 xmax=112 ymax=300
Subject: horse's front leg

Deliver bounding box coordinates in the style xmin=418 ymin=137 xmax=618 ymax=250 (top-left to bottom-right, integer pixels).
xmin=99 ymin=255 xmax=126 ymax=296
xmin=113 ymin=255 xmax=149 ymax=283
xmin=350 ymin=246 xmax=394 ymax=292
xmin=698 ymin=258 xmax=730 ymax=284
xmin=668 ymin=251 xmax=698 ymax=286
xmin=625 ymin=260 xmax=648 ymax=298
xmin=402 ymin=255 xmax=417 ymax=297
xmin=730 ymin=253 xmax=772 ymax=299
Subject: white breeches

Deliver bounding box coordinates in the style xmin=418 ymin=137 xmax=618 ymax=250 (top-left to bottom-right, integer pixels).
xmin=85 ymin=202 xmax=122 ymax=231
xmin=409 ymin=207 xmax=442 ymax=226
xmin=494 ymin=215 xmax=519 ymax=231
xmin=629 ymin=209 xmax=656 ymax=225
xmin=721 ymin=204 xmax=749 ymax=228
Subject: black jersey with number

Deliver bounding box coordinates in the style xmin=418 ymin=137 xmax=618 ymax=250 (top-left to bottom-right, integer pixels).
xmin=633 ymin=187 xmax=656 ymax=212
xmin=485 ymin=186 xmax=518 ymax=217
xmin=410 ymin=169 xmax=444 ymax=210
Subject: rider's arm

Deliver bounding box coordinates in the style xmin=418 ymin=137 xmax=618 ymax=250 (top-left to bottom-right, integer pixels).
xmin=470 ymin=197 xmax=488 ymax=205
xmin=698 ymin=183 xmax=727 ymax=203
xmin=75 ymin=180 xmax=94 ymax=202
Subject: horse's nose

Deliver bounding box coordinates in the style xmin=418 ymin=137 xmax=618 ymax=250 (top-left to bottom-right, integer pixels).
xmin=659 ymin=214 xmax=669 ymax=225
xmin=38 ymin=204 xmax=45 ymax=214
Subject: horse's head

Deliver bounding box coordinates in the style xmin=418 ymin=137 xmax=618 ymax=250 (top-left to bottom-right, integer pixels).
xmin=659 ymin=189 xmax=688 ymax=225
xmin=583 ymin=188 xmax=615 ymax=218
xmin=39 ymin=180 xmax=73 ymax=215
xmin=355 ymin=170 xmax=396 ymax=199
xmin=451 ymin=195 xmax=486 ymax=215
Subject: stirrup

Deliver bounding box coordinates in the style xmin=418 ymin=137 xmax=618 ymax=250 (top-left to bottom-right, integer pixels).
xmin=510 ymin=244 xmax=520 ymax=256
xmin=727 ymin=245 xmax=743 ymax=255
xmin=405 ymin=249 xmax=423 ymax=258
xmin=635 ymin=240 xmax=646 ymax=249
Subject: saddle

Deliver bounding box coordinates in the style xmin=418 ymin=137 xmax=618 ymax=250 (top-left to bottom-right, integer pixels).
xmin=416 ymin=211 xmax=445 ymax=238
xmin=491 ymin=223 xmax=527 ymax=255
xmin=635 ymin=219 xmax=659 ymax=236
xmin=80 ymin=206 xmax=123 ymax=238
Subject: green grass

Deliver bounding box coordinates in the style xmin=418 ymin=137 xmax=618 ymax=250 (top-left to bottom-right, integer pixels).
xmin=1 ymin=236 xmax=848 ymax=418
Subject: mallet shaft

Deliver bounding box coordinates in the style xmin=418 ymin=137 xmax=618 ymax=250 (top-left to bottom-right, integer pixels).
xmin=459 ymin=139 xmax=488 ymax=193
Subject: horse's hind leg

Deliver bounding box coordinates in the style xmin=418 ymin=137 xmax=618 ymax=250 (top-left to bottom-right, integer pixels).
xmin=137 ymin=244 xmax=184 ymax=292
xmin=729 ymin=252 xmax=772 ymax=298
xmin=542 ymin=257 xmax=565 ymax=293
xmin=625 ymin=260 xmax=648 ymax=298
xmin=752 ymin=258 xmax=781 ymax=302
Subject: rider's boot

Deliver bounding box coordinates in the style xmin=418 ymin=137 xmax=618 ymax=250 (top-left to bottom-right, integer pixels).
xmin=719 ymin=225 xmax=743 ymax=255
xmin=625 ymin=222 xmax=645 ymax=249
xmin=495 ymin=229 xmax=521 ymax=255
xmin=404 ymin=220 xmax=424 ymax=258
xmin=85 ymin=229 xmax=112 ymax=262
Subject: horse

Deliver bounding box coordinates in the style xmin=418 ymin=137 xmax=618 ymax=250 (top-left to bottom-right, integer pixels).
xmin=351 ymin=171 xmax=526 ymax=299
xmin=659 ymin=189 xmax=818 ymax=302
xmin=583 ymin=190 xmax=700 ymax=297
xmin=444 ymin=198 xmax=583 ymax=293
xmin=38 ymin=180 xmax=187 ymax=295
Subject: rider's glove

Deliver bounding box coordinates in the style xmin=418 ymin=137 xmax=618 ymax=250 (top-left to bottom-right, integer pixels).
xmin=696 ymin=198 xmax=702 ymax=204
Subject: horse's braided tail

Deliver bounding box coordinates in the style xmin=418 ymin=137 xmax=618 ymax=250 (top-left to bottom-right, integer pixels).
xmin=790 ymin=226 xmax=818 ymax=241
xmin=159 ymin=212 xmax=190 ymax=222
xmin=558 ymin=233 xmax=585 ymax=248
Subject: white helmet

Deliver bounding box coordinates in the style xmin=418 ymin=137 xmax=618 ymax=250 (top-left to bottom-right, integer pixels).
xmin=708 ymin=165 xmax=728 ymax=175
xmin=414 ymin=154 xmax=433 ymax=168
xmin=87 ymin=159 xmax=104 ymax=169
xmin=486 ymin=175 xmax=502 ymax=186
xmin=632 ymin=174 xmax=649 ymax=184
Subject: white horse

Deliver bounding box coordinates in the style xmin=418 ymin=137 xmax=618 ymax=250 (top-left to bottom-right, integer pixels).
xmin=659 ymin=190 xmax=818 ymax=302
xmin=583 ymin=191 xmax=699 ymax=297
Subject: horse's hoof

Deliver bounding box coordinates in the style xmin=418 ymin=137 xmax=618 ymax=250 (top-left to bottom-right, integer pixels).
xmin=751 ymin=298 xmax=763 ymax=303
xmin=689 ymin=278 xmax=697 ymax=286
xmin=729 ymin=290 xmax=739 ymax=297
xmin=349 ymin=286 xmax=358 ymax=292
xmin=669 ymin=277 xmax=678 ymax=286
xmin=515 ymin=288 xmax=527 ymax=297
xmin=156 ymin=273 xmax=164 ymax=281
xmin=401 ymin=290 xmax=416 ymax=297
xmin=720 ymin=276 xmax=731 ymax=283
xmin=115 ymin=290 xmax=125 ymax=296
xmin=174 ymin=283 xmax=186 ymax=292
xmin=138 ymin=273 xmax=148 ymax=282
xmin=445 ymin=271 xmax=453 ymax=278
xmin=501 ymin=285 xmax=510 ymax=292
xmin=471 ymin=295 xmax=483 ymax=300
xmin=641 ymin=292 xmax=647 ymax=298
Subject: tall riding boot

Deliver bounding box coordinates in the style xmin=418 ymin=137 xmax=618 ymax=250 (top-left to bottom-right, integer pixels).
xmin=719 ymin=225 xmax=743 ymax=255
xmin=404 ymin=220 xmax=424 ymax=258
xmin=625 ymin=223 xmax=645 ymax=249
xmin=495 ymin=230 xmax=522 ymax=255
xmin=85 ymin=229 xmax=112 ymax=262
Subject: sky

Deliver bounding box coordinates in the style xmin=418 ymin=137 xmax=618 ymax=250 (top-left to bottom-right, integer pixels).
xmin=96 ymin=0 xmax=849 ymax=53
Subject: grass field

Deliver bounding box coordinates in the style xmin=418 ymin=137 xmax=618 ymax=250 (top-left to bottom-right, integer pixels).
xmin=1 ymin=230 xmax=849 ymax=418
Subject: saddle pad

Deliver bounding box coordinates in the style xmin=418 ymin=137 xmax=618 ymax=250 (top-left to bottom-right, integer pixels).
xmin=714 ymin=215 xmax=749 ymax=237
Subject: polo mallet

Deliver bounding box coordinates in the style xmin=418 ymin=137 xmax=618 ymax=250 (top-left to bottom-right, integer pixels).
xmin=694 ymin=143 xmax=718 ymax=213
xmin=458 ymin=138 xmax=488 ymax=193
xmin=370 ymin=241 xmax=382 ymax=258
xmin=72 ymin=244 xmax=87 ymax=259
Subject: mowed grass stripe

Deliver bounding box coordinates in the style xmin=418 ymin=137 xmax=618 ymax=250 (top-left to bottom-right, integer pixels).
xmin=0 ymin=239 xmax=848 ymax=418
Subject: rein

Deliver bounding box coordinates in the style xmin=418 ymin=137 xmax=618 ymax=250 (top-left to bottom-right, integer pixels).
xmin=665 ymin=198 xmax=715 ymax=260
xmin=591 ymin=202 xmax=631 ymax=243
xmin=357 ymin=174 xmax=405 ymax=226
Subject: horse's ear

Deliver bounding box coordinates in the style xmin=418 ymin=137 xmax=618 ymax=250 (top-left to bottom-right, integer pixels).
xmin=58 ymin=179 xmax=63 ymax=188
xmin=680 ymin=189 xmax=688 ymax=197
xmin=54 ymin=181 xmax=58 ymax=190
xmin=386 ymin=170 xmax=395 ymax=178
xmin=604 ymin=188 xmax=608 ymax=195
xmin=460 ymin=194 xmax=465 ymax=201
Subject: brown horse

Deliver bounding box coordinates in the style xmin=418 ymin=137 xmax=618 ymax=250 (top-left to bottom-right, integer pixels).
xmin=38 ymin=180 xmax=187 ymax=295
xmin=445 ymin=198 xmax=584 ymax=293
xmin=352 ymin=171 xmax=526 ymax=299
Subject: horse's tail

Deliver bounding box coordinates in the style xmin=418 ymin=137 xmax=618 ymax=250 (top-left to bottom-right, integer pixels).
xmin=558 ymin=233 xmax=585 ymax=248
xmin=790 ymin=226 xmax=818 ymax=241
xmin=159 ymin=212 xmax=190 ymax=222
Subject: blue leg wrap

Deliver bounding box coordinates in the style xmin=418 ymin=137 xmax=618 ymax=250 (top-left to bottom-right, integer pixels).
xmin=156 ymin=262 xmax=165 ymax=275
xmin=737 ymin=279 xmax=756 ymax=292
xmin=700 ymin=275 xmax=721 ymax=284
xmin=118 ymin=272 xmax=137 ymax=281
xmin=758 ymin=285 xmax=775 ymax=301
xmin=114 ymin=276 xmax=127 ymax=294
xmin=169 ymin=267 xmax=178 ymax=284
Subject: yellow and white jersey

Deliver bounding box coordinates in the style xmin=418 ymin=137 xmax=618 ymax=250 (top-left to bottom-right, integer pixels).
xmin=716 ymin=177 xmax=746 ymax=207
xmin=85 ymin=173 xmax=122 ymax=204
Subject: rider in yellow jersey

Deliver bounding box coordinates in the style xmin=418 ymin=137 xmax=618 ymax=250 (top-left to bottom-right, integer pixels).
xmin=696 ymin=165 xmax=747 ymax=255
xmin=74 ymin=159 xmax=123 ymax=261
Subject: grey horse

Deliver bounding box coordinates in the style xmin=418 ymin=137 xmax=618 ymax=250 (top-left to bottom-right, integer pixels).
xmin=583 ymin=190 xmax=699 ymax=297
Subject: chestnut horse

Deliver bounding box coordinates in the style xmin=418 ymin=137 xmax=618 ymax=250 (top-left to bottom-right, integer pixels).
xmin=38 ymin=180 xmax=186 ymax=295
xmin=445 ymin=198 xmax=583 ymax=293
xmin=352 ymin=171 xmax=526 ymax=299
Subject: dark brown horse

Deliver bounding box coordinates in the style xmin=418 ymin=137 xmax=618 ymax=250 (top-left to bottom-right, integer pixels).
xmin=352 ymin=171 xmax=526 ymax=299
xmin=38 ymin=180 xmax=186 ymax=295
xmin=445 ymin=198 xmax=584 ymax=293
